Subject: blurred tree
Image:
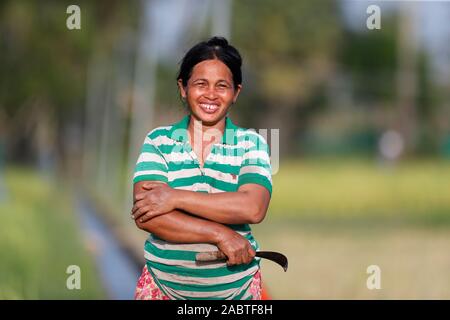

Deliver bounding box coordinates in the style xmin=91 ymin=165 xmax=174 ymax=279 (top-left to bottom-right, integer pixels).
xmin=336 ymin=16 xmax=398 ymax=157
xmin=231 ymin=0 xmax=342 ymax=155
xmin=339 ymin=7 xmax=440 ymax=156
xmin=0 ymin=0 xmax=139 ymax=167
xmin=339 ymin=18 xmax=398 ymax=104
xmin=416 ymin=51 xmax=439 ymax=155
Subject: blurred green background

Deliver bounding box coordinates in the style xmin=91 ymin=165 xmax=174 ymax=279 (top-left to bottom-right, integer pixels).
xmin=1 ymin=0 xmax=449 ymax=299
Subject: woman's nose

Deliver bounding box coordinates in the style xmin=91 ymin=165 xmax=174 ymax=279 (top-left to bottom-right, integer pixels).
xmin=204 ymin=86 xmax=218 ymax=99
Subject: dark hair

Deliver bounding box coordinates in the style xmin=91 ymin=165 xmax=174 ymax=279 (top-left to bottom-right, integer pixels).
xmin=177 ymin=36 xmax=242 ymax=90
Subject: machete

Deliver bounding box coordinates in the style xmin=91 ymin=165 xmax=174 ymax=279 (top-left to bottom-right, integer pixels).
xmin=196 ymin=250 xmax=288 ymax=272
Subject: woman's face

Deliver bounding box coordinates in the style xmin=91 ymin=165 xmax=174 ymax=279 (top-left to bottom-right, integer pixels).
xmin=178 ymin=59 xmax=241 ymax=126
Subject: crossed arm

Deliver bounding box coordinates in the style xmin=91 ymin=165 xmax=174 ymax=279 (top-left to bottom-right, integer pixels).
xmin=132 ymin=181 xmax=270 ymax=225
xmin=132 ymin=181 xmax=270 ymax=265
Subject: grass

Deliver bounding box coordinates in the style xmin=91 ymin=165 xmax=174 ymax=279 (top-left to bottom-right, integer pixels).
xmin=0 ymin=167 xmax=105 ymax=299
xmin=269 ymin=157 xmax=450 ymax=226
xmin=253 ymin=221 xmax=450 ymax=299
xmin=251 ymin=157 xmax=450 ymax=299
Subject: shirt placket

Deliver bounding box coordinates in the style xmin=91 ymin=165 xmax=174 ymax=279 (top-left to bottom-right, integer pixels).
xmin=184 ymin=141 xmax=206 ymax=179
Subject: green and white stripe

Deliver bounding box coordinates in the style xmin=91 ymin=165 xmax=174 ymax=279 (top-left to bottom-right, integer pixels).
xmin=133 ymin=115 xmax=272 ymax=300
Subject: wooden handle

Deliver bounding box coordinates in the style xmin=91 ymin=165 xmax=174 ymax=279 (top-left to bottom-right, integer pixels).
xmin=196 ymin=251 xmax=227 ymax=262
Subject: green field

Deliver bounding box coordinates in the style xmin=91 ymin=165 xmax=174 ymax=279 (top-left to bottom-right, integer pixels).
xmin=4 ymin=158 xmax=448 ymax=299
xmin=269 ymin=158 xmax=450 ymax=225
xmin=252 ymin=158 xmax=450 ymax=299
xmin=253 ymin=221 xmax=450 ymax=299
xmin=0 ymin=168 xmax=105 ymax=299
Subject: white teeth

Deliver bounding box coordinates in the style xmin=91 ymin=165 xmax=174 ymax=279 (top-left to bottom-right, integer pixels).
xmin=200 ymin=104 xmax=219 ymax=110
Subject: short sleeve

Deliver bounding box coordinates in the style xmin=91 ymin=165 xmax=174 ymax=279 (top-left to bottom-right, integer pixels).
xmin=237 ymin=134 xmax=272 ymax=196
xmin=133 ymin=135 xmax=168 ymax=184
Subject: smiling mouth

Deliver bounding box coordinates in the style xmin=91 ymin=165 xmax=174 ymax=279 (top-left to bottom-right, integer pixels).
xmin=199 ymin=103 xmax=220 ymax=114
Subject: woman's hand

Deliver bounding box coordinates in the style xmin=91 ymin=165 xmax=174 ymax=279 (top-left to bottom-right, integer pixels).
xmin=131 ymin=182 xmax=177 ymax=223
xmin=215 ymin=230 xmax=256 ymax=266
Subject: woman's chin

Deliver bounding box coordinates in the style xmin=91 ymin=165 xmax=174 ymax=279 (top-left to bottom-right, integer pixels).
xmin=193 ymin=111 xmax=225 ymax=125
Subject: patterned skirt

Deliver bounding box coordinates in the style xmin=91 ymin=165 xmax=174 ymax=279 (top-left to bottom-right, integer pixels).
xmin=134 ymin=264 xmax=262 ymax=300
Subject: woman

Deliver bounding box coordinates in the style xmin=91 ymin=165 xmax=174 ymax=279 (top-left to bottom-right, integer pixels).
xmin=131 ymin=37 xmax=272 ymax=300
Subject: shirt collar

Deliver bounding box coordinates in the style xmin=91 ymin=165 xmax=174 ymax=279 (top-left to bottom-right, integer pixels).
xmin=168 ymin=115 xmax=239 ymax=146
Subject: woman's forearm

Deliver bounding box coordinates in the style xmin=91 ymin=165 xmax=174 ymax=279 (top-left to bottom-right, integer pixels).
xmin=135 ymin=209 xmax=232 ymax=244
xmin=174 ymin=189 xmax=262 ymax=224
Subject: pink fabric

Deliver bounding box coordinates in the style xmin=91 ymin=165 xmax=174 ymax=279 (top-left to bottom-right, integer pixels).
xmin=134 ymin=265 xmax=262 ymax=300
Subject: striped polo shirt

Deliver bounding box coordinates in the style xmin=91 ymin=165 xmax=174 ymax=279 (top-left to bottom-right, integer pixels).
xmin=133 ymin=115 xmax=272 ymax=300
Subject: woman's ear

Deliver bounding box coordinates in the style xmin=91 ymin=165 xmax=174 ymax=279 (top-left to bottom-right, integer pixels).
xmin=232 ymin=84 xmax=242 ymax=104
xmin=177 ymin=79 xmax=187 ymax=99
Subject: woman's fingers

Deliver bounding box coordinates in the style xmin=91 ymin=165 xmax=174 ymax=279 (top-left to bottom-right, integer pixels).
xmin=140 ymin=210 xmax=166 ymax=223
xmin=242 ymin=250 xmax=251 ymax=265
xmin=131 ymin=201 xmax=146 ymax=216
xmin=134 ymin=206 xmax=156 ymax=222
xmin=131 ymin=203 xmax=139 ymax=215
xmin=233 ymin=247 xmax=253 ymax=265
xmin=226 ymin=249 xmax=253 ymax=266
xmin=224 ymin=250 xmax=237 ymax=266
xmin=218 ymin=232 xmax=256 ymax=266
xmin=132 ymin=205 xmax=151 ymax=220
xmin=226 ymin=255 xmax=237 ymax=266
xmin=139 ymin=211 xmax=154 ymax=223
xmin=247 ymin=247 xmax=256 ymax=263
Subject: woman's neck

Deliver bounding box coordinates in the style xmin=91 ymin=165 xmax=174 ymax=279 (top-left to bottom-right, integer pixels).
xmin=188 ymin=115 xmax=225 ymax=147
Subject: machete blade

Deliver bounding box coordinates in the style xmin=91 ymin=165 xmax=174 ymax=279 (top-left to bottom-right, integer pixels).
xmin=256 ymin=251 xmax=288 ymax=272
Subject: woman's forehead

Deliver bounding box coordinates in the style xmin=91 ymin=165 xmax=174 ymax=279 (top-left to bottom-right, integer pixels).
xmin=190 ymin=59 xmax=233 ymax=81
